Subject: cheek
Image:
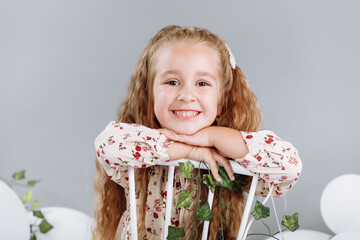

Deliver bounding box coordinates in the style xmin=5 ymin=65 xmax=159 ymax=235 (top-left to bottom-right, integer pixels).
xmin=154 ymin=89 xmax=172 ymax=116
xmin=154 ymin=90 xmax=171 ymax=107
xmin=202 ymin=91 xmax=220 ymax=113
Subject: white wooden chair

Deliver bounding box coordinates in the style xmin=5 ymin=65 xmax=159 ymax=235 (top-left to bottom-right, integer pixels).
xmin=128 ymin=159 xmax=259 ymax=240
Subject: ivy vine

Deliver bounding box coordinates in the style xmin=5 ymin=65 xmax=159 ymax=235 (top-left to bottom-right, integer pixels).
xmin=1 ymin=170 xmax=54 ymax=240
xmin=166 ymin=160 xmax=299 ymax=240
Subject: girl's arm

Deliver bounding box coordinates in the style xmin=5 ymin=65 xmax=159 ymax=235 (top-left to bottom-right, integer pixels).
xmin=94 ymin=121 xmax=233 ymax=183
xmin=94 ymin=121 xmax=174 ymax=183
xmin=208 ymin=126 xmax=249 ymax=159
xmin=166 ymin=142 xmax=235 ymax=182
xmin=159 ymin=126 xmax=249 ymax=159
xmin=162 ymin=126 xmax=302 ymax=197
xmin=235 ymin=130 xmax=302 ymax=197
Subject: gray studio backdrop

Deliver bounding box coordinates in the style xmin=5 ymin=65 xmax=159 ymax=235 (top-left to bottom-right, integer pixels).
xmin=1 ymin=0 xmax=359 ymax=238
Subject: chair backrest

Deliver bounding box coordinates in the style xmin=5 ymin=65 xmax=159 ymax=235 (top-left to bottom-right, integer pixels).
xmin=128 ymin=159 xmax=259 ymax=240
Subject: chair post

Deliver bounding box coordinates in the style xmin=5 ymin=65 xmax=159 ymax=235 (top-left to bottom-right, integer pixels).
xmin=163 ymin=166 xmax=175 ymax=240
xmin=237 ymin=175 xmax=258 ymax=240
xmin=128 ymin=166 xmax=138 ymax=240
xmin=201 ymin=188 xmax=214 ymax=240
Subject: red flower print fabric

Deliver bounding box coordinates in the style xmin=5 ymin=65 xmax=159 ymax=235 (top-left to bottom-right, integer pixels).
xmin=94 ymin=121 xmax=174 ymax=185
xmin=94 ymin=121 xmax=302 ymax=240
xmin=237 ymin=130 xmax=302 ymax=197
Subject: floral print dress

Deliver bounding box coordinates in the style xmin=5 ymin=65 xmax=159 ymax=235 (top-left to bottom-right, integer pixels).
xmin=94 ymin=121 xmax=302 ymax=240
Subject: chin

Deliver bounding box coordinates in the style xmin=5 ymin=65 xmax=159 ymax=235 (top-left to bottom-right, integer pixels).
xmin=172 ymin=126 xmax=201 ymax=135
xmin=175 ymin=130 xmax=196 ymax=135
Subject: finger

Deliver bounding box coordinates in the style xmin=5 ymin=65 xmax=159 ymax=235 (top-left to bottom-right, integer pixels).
xmin=205 ymin=152 xmax=222 ymax=182
xmin=212 ymin=151 xmax=235 ymax=181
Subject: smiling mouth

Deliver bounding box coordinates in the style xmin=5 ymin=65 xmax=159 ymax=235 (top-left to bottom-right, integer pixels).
xmin=172 ymin=110 xmax=200 ymax=120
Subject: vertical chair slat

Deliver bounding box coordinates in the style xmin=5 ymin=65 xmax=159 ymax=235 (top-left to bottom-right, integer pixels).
xmin=201 ymin=188 xmax=214 ymax=240
xmin=163 ymin=166 xmax=175 ymax=240
xmin=128 ymin=166 xmax=138 ymax=240
xmin=237 ymin=175 xmax=258 ymax=240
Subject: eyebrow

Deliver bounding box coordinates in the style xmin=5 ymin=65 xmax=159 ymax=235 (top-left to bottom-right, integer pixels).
xmin=160 ymin=70 xmax=217 ymax=81
xmin=160 ymin=70 xmax=181 ymax=77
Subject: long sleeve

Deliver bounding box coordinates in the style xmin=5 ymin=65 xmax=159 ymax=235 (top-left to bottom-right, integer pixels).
xmin=94 ymin=121 xmax=174 ymax=183
xmin=235 ymin=130 xmax=302 ymax=197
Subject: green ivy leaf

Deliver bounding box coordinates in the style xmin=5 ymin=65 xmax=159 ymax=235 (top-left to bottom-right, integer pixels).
xmin=203 ymin=166 xmax=234 ymax=192
xmin=281 ymin=213 xmax=299 ymax=232
xmin=30 ymin=200 xmax=39 ymax=211
xmin=217 ymin=166 xmax=234 ymax=190
xmin=203 ymin=174 xmax=216 ymax=193
xmin=251 ymin=200 xmax=270 ymax=220
xmin=30 ymin=233 xmax=37 ymax=240
xmin=178 ymin=161 xmax=194 ymax=179
xmin=33 ymin=210 xmax=45 ymax=219
xmin=22 ymin=189 xmax=33 ymax=203
xmin=39 ymin=219 xmax=53 ymax=233
xmin=27 ymin=180 xmax=40 ymax=187
xmin=176 ymin=190 xmax=193 ymax=208
xmin=196 ymin=201 xmax=213 ymax=221
xmin=12 ymin=170 xmax=25 ymax=180
xmin=232 ymin=174 xmax=244 ymax=193
xmin=166 ymin=226 xmax=185 ymax=240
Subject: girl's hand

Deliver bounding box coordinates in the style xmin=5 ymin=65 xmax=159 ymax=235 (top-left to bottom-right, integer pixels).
xmin=187 ymin=146 xmax=235 ymax=182
xmin=159 ymin=127 xmax=213 ymax=147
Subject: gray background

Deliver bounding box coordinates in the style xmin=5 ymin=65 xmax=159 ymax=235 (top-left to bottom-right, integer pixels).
xmin=1 ymin=0 xmax=360 ymax=238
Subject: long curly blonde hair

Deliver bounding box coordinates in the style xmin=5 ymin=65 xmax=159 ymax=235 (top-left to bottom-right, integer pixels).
xmin=93 ymin=25 xmax=263 ymax=240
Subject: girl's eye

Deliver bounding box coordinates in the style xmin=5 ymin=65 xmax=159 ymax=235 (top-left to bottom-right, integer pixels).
xmin=166 ymin=80 xmax=179 ymax=86
xmin=197 ymin=81 xmax=210 ymax=86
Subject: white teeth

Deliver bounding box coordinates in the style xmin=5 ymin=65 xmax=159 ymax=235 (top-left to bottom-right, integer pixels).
xmin=174 ymin=111 xmax=199 ymax=117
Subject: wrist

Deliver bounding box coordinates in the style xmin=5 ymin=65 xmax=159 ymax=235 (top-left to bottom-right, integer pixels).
xmin=166 ymin=142 xmax=193 ymax=160
xmin=211 ymin=126 xmax=249 ymax=159
xmin=186 ymin=145 xmax=196 ymax=159
xmin=208 ymin=126 xmax=219 ymax=146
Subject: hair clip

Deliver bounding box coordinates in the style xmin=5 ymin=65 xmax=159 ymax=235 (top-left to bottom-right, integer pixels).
xmin=224 ymin=42 xmax=236 ymax=69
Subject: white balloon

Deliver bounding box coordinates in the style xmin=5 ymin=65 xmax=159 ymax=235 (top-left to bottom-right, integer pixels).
xmin=320 ymin=174 xmax=360 ymax=234
xmin=332 ymin=231 xmax=360 ymax=240
xmin=0 ymin=180 xmax=30 ymax=240
xmin=264 ymin=229 xmax=331 ymax=240
xmin=28 ymin=207 xmax=93 ymax=240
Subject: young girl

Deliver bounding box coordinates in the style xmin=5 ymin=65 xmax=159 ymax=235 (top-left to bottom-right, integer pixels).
xmin=93 ymin=25 xmax=302 ymax=240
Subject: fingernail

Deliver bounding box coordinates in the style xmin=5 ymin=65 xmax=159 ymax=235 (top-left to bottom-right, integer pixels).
xmin=217 ymin=177 xmax=221 ymax=182
xmin=231 ymin=177 xmax=235 ymax=181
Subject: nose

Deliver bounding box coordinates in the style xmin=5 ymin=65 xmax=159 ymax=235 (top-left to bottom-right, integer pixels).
xmin=177 ymin=85 xmax=196 ymax=102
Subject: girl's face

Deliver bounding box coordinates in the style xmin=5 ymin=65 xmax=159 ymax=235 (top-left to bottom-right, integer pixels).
xmin=153 ymin=42 xmax=221 ymax=135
